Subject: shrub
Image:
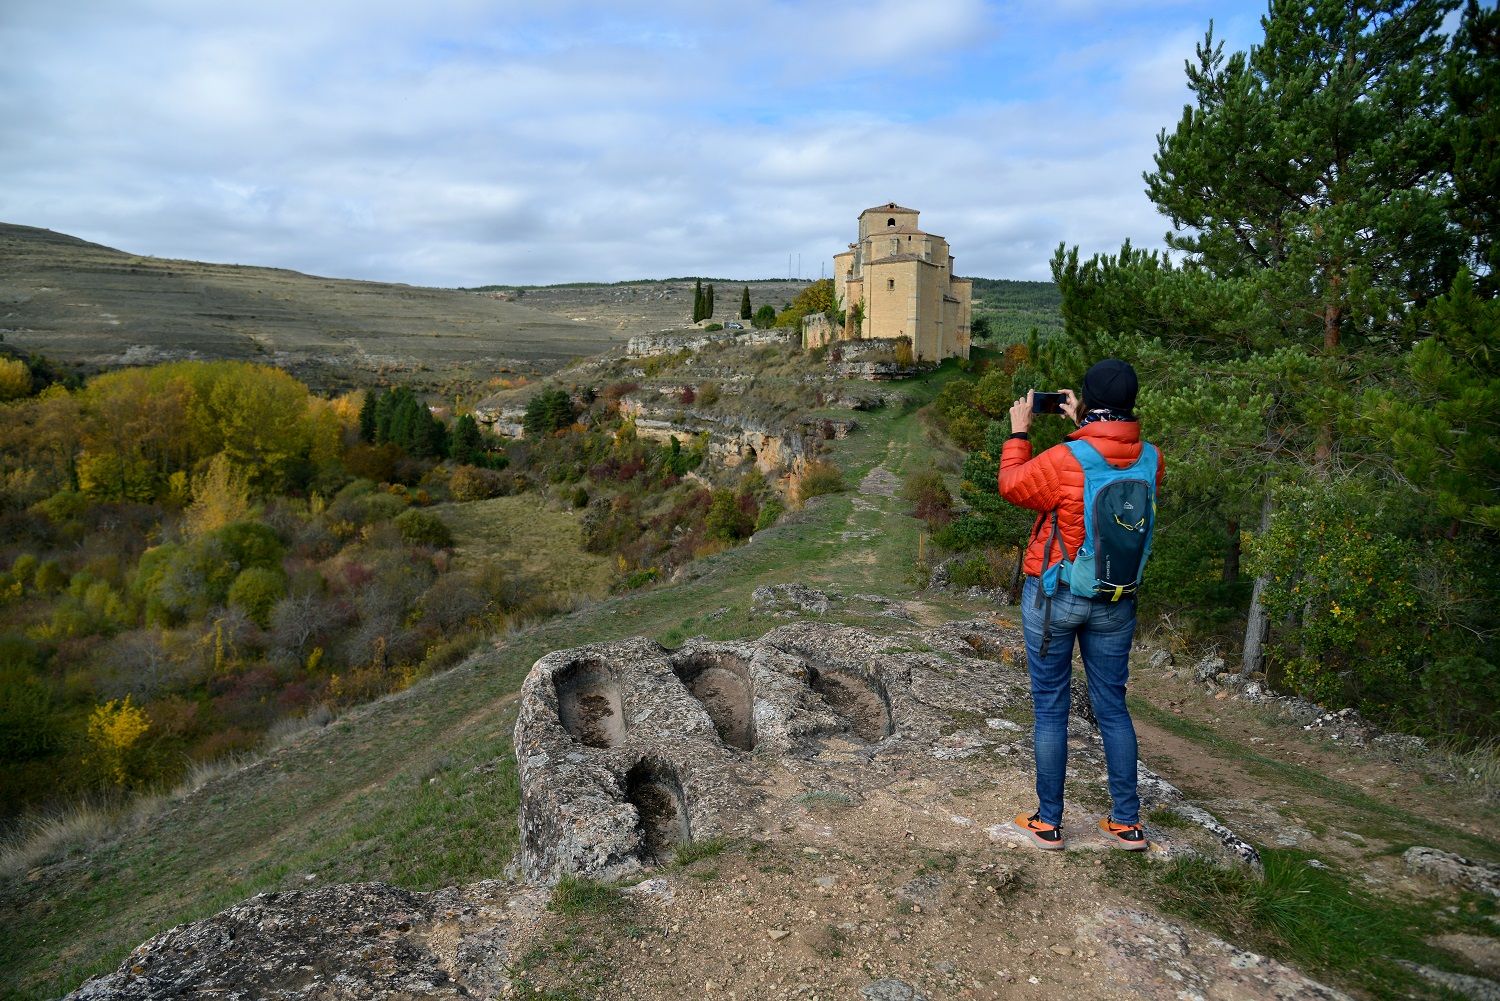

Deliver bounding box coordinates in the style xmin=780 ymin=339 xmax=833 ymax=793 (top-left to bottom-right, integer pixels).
xmin=755 ymin=499 xmax=785 ymax=533
xmin=704 ymin=322 xmax=723 ymax=332
xmin=33 ymin=560 xmax=66 ymax=593
xmin=32 ymin=490 xmax=89 ymax=523
xmin=0 ymin=670 xmax=62 ymax=760
xmin=697 ymin=382 xmax=720 ymax=406
xmin=449 ymin=464 xmax=503 ymax=502
xmin=86 ymin=695 xmax=151 ymax=788
xmin=228 ymin=567 xmax=287 ymax=628
xmin=394 ymin=509 xmax=453 ymax=548
xmin=705 ymin=489 xmax=754 ymax=542
xmin=946 ymin=552 xmax=1003 ymax=589
xmin=895 ymin=340 xmax=915 ymax=366
xmin=797 ymin=461 xmax=846 ymax=504
xmin=903 ymin=470 xmax=954 ymax=528
xmin=752 ymin=304 xmax=777 ymax=329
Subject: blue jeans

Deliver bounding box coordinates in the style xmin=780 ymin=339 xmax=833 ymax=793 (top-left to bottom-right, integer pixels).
xmin=1020 ymin=575 xmax=1140 ymax=827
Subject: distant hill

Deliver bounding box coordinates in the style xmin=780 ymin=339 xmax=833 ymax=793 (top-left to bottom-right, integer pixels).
xmin=0 ymin=223 xmax=624 ymax=391
xmin=963 ymin=277 xmax=1064 ymax=341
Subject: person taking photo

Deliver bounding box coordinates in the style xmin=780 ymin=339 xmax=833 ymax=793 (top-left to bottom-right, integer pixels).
xmin=997 ymin=359 xmax=1163 ymax=851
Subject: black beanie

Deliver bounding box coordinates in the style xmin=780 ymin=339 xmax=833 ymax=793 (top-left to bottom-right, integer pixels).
xmin=1082 ymin=358 xmax=1138 ymax=414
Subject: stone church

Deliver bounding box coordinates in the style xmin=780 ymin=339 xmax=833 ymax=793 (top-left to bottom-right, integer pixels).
xmin=806 ymin=202 xmax=973 ymax=362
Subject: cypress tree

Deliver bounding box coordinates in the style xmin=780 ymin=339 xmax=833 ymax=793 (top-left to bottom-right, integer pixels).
xmin=740 ymin=286 xmax=752 ymax=319
xmin=692 ymin=278 xmax=704 ymax=322
xmin=706 ymin=284 xmax=715 ymax=318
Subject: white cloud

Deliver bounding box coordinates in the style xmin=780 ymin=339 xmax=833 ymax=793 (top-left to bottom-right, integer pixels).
xmin=0 ymin=0 xmax=1252 ymax=285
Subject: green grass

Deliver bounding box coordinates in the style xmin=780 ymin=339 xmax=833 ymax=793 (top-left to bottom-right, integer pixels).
xmin=794 ymin=791 xmax=855 ymax=811
xmin=1106 ymin=848 xmax=1495 ymax=1000
xmin=549 ymin=875 xmax=627 ymax=917
xmin=673 ymin=835 xmax=736 ymax=867
xmin=435 ymin=494 xmax=614 ymax=597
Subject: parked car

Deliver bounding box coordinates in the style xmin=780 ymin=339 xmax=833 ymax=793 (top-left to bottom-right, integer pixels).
xmin=726 ymin=322 xmax=744 ymax=330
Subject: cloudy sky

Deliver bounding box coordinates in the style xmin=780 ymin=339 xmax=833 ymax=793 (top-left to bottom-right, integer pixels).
xmin=0 ymin=1 xmax=1270 ymax=287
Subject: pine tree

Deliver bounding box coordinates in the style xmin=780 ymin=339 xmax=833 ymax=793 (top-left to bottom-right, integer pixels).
xmin=450 ymin=414 xmax=483 ymax=465
xmin=1447 ymin=0 xmax=1500 ymax=294
xmin=358 ymin=389 xmax=379 ymax=443
xmin=1138 ymin=0 xmax=1462 ymax=675
xmin=740 ymin=286 xmax=752 ymax=319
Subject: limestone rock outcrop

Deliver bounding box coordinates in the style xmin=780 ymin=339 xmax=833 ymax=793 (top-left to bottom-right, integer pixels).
xmin=514 ymin=616 xmax=1260 ymax=885
xmin=66 ymin=881 xmax=546 ymax=1000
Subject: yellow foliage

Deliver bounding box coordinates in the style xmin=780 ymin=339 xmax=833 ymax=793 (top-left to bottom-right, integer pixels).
xmin=166 ymin=470 xmax=191 ymax=506
xmin=77 ymin=450 xmax=158 ymax=502
xmin=0 ymin=357 xmax=30 ymax=400
xmin=184 ymin=453 xmax=254 ymax=537
xmin=329 ymin=391 xmax=364 ymax=425
xmin=68 ymin=360 xmax=332 ymax=495
xmin=87 ymin=695 xmax=151 ymax=786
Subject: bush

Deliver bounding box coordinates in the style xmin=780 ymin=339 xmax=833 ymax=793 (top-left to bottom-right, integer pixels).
xmin=705 ymin=489 xmax=754 ymax=542
xmin=796 ymin=460 xmax=846 ymax=504
xmin=755 ymin=499 xmax=784 ymax=533
xmin=902 ymin=470 xmax=954 ymax=528
xmin=449 ymin=464 xmax=503 ymax=502
xmin=228 ymin=567 xmax=287 ymax=628
xmin=394 ymin=509 xmax=453 ymax=548
xmin=752 ymin=304 xmax=777 ymax=329
xmin=946 ymin=552 xmax=1003 ymax=589
xmin=704 ymin=322 xmax=723 ymax=332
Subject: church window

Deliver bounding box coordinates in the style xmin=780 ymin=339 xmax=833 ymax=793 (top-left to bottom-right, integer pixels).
xmin=887 ymin=278 xmax=895 ymax=290
xmin=887 ymin=217 xmax=896 ymax=227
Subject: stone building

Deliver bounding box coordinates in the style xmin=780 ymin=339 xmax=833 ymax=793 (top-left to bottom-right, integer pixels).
xmin=807 ymin=202 xmax=972 ymax=362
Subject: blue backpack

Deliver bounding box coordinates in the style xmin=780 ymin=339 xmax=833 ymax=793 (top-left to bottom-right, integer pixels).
xmin=1035 ymin=439 xmax=1158 ymax=654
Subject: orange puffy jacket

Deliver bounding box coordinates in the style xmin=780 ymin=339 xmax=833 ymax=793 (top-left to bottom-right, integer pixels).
xmin=998 ymin=420 xmax=1164 ymax=578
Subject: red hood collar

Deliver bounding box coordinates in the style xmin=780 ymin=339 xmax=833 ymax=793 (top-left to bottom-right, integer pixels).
xmin=1066 ymin=420 xmax=1141 ymax=446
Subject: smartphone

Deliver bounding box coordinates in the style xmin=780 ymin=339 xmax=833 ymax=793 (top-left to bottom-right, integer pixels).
xmin=1032 ymin=391 xmax=1066 ymax=415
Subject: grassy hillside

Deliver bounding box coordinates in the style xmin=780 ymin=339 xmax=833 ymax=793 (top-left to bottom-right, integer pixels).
xmin=0 ymin=223 xmax=622 ymax=393
xmin=964 ymin=277 xmax=1064 ymax=343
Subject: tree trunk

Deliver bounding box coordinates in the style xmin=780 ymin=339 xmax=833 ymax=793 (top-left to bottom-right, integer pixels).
xmin=1315 ymin=296 xmax=1341 ymax=468
xmin=1223 ymin=517 xmax=1241 ymax=584
xmin=1240 ymin=493 xmax=1273 ymax=678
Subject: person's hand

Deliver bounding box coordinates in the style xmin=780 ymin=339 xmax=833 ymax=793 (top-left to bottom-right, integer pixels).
xmin=1061 ymin=389 xmax=1081 ymax=426
xmin=1009 ymin=391 xmax=1033 ymax=434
